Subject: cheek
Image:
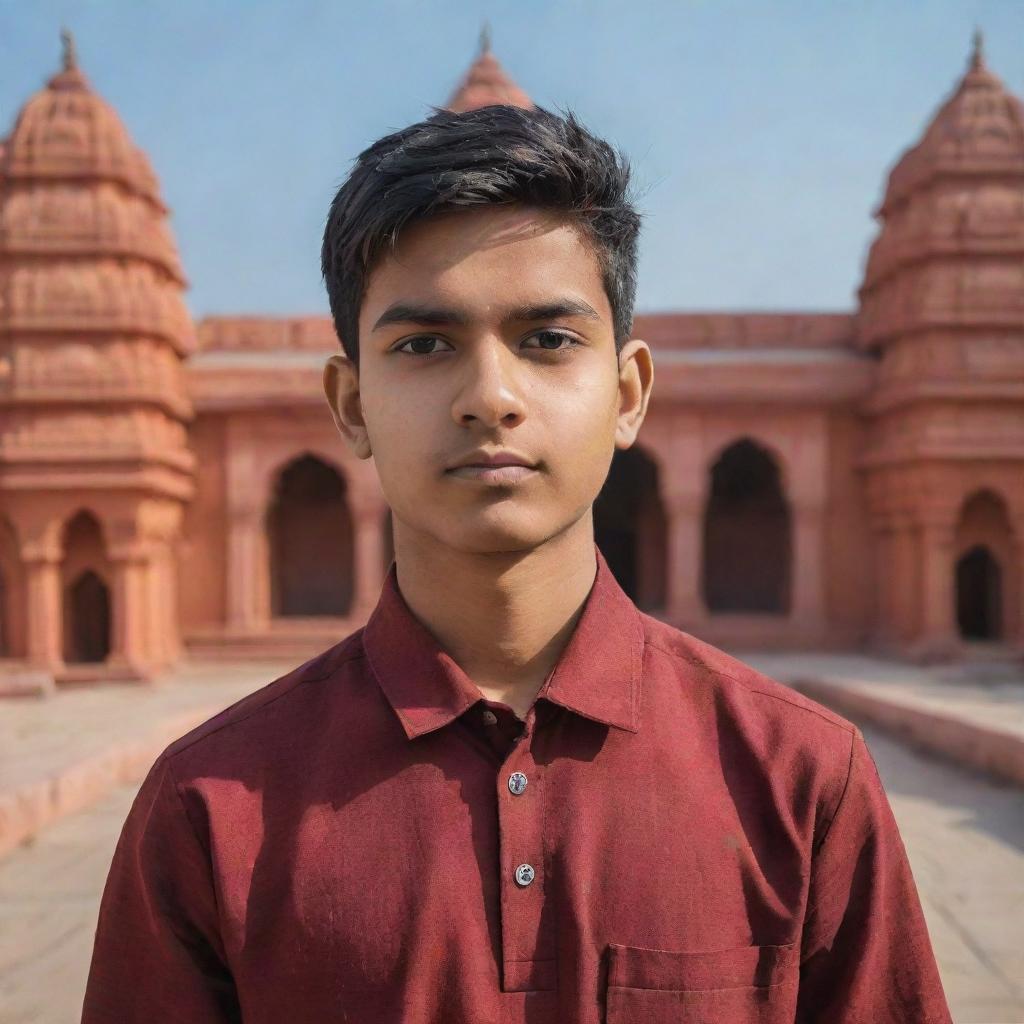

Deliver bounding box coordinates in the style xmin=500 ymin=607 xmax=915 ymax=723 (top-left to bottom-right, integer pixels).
xmin=554 ymin=378 xmax=619 ymax=449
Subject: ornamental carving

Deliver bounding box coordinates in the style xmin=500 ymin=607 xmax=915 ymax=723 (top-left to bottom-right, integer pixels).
xmin=8 ymin=338 xmax=189 ymax=405
xmin=197 ymin=316 xmax=339 ymax=353
xmin=0 ymin=185 xmax=183 ymax=279
xmin=0 ymin=263 xmax=193 ymax=351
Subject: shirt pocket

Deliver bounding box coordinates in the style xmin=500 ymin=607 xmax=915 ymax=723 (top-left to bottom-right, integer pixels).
xmin=605 ymin=940 xmax=800 ymax=1023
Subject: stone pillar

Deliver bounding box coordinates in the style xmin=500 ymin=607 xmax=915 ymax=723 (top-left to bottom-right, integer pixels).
xmin=146 ymin=544 xmax=178 ymax=670
xmin=163 ymin=542 xmax=182 ymax=666
xmin=227 ymin=505 xmax=269 ymax=632
xmin=791 ymin=501 xmax=826 ymax=635
xmin=871 ymin=523 xmax=897 ymax=649
xmin=664 ymin=494 xmax=706 ymax=627
xmin=890 ymin=516 xmax=919 ymax=646
xmin=911 ymin=517 xmax=958 ymax=662
xmin=350 ymin=488 xmax=389 ymax=620
xmin=108 ymin=541 xmax=152 ymax=678
xmin=21 ymin=542 xmax=62 ymax=673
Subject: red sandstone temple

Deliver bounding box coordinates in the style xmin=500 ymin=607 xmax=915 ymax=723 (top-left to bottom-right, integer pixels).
xmin=0 ymin=30 xmax=1022 ymax=687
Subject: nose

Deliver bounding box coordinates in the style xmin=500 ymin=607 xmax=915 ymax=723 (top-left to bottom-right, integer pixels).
xmin=450 ymin=337 xmax=527 ymax=430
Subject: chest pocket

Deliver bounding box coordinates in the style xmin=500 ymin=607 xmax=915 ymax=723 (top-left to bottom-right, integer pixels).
xmin=605 ymin=940 xmax=800 ymax=1023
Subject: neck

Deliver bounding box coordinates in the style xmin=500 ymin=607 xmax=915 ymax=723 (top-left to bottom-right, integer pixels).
xmin=392 ymin=514 xmax=599 ymax=719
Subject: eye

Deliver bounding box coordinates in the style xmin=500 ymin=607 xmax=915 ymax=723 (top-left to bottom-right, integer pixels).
xmin=522 ymin=330 xmax=580 ymax=352
xmin=394 ymin=335 xmax=455 ymax=355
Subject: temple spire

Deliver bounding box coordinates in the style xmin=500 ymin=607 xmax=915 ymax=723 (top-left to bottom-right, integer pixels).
xmin=60 ymin=26 xmax=78 ymax=72
xmin=444 ymin=27 xmax=533 ymax=112
xmin=969 ymin=26 xmax=985 ymax=71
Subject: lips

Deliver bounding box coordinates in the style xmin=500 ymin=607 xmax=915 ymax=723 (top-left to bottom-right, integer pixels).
xmin=446 ymin=451 xmax=536 ymax=472
xmin=445 ymin=450 xmax=539 ymax=484
xmin=447 ymin=464 xmax=538 ymax=484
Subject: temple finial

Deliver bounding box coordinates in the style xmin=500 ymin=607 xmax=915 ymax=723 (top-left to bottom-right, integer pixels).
xmin=969 ymin=26 xmax=985 ymax=71
xmin=60 ymin=26 xmax=78 ymax=71
xmin=479 ymin=21 xmax=492 ymax=54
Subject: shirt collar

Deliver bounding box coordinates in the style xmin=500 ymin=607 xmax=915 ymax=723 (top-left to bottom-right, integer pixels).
xmin=362 ymin=543 xmax=644 ymax=740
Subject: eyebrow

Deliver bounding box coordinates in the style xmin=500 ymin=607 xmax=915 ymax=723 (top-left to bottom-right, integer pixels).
xmin=371 ymin=298 xmax=602 ymax=333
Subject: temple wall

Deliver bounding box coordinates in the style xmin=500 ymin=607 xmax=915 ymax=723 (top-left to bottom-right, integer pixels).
xmin=822 ymin=411 xmax=874 ymax=645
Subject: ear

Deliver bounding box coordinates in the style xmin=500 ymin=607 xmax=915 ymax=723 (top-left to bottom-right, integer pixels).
xmin=323 ymin=354 xmax=373 ymax=460
xmin=614 ymin=338 xmax=654 ymax=449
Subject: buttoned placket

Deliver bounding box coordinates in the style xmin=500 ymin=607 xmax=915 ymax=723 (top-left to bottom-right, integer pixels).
xmin=497 ymin=700 xmax=556 ymax=993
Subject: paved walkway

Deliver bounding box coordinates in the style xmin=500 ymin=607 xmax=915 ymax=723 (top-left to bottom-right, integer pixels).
xmin=1 ymin=720 xmax=1020 ymax=1023
xmin=0 ymin=659 xmax=295 ymax=857
xmin=742 ymin=651 xmax=1024 ymax=787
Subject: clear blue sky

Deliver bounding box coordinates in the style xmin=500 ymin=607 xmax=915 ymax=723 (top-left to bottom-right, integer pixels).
xmin=1 ymin=0 xmax=1021 ymax=320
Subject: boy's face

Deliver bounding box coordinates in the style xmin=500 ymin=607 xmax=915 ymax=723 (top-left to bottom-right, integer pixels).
xmin=323 ymin=204 xmax=653 ymax=556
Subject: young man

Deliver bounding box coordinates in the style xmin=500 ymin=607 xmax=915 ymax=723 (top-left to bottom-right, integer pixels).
xmin=82 ymin=105 xmax=952 ymax=1023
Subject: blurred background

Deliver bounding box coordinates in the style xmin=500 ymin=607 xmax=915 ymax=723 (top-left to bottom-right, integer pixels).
xmin=0 ymin=1 xmax=1022 ymax=1021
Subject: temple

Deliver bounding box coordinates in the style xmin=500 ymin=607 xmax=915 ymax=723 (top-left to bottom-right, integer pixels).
xmin=0 ymin=30 xmax=1022 ymax=685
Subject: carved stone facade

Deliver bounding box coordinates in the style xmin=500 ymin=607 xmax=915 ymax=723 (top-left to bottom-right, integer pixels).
xmin=0 ymin=33 xmax=1022 ymax=686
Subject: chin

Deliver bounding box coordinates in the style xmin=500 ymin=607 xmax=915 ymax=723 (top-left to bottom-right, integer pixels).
xmin=431 ymin=512 xmax=563 ymax=555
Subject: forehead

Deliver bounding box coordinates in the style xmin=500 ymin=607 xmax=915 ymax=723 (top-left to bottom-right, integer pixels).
xmin=361 ymin=205 xmax=609 ymax=318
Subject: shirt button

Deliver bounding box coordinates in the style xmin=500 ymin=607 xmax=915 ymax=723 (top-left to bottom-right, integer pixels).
xmin=481 ymin=710 xmax=498 ymax=725
xmin=514 ymin=863 xmax=535 ymax=887
xmin=508 ymin=771 xmax=528 ymax=795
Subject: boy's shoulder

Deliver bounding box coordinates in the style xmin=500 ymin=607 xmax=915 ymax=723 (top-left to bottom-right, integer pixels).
xmin=159 ymin=629 xmax=367 ymax=768
xmin=638 ymin=611 xmax=859 ymax=743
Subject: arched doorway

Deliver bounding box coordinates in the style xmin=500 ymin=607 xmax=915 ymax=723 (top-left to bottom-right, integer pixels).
xmin=953 ymin=490 xmax=1013 ymax=643
xmin=702 ymin=439 xmax=791 ymax=613
xmin=267 ymin=455 xmax=354 ymax=616
xmin=594 ymin=446 xmax=667 ymax=611
xmin=956 ymin=546 xmax=1002 ymax=640
xmin=66 ymin=570 xmax=112 ymax=663
xmin=61 ymin=510 xmax=112 ymax=664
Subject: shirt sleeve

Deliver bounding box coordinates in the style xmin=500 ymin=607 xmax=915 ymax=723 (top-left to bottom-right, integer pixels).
xmin=81 ymin=752 xmax=241 ymax=1023
xmin=796 ymin=727 xmax=953 ymax=1023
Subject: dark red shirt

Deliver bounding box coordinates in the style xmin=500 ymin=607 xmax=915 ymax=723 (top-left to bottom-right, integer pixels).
xmin=82 ymin=545 xmax=952 ymax=1023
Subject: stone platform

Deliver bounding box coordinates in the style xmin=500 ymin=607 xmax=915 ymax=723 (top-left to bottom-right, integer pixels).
xmin=0 ymin=658 xmax=294 ymax=859
xmin=742 ymin=651 xmax=1024 ymax=788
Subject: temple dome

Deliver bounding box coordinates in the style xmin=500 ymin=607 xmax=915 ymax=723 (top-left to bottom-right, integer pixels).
xmin=0 ymin=31 xmax=194 ymax=355
xmin=879 ymin=32 xmax=1024 ymax=214
xmin=1 ymin=34 xmax=163 ymax=206
xmin=858 ymin=33 xmax=1024 ymax=348
xmin=445 ymin=27 xmax=533 ymax=112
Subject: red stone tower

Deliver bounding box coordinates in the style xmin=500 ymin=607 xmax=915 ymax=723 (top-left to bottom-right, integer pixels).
xmin=0 ymin=32 xmax=196 ymax=681
xmin=857 ymin=32 xmax=1024 ymax=659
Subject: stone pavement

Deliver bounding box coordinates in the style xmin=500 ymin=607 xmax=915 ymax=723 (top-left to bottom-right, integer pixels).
xmin=1 ymin=720 xmax=1021 ymax=1023
xmin=0 ymin=658 xmax=297 ymax=857
xmin=741 ymin=651 xmax=1024 ymax=787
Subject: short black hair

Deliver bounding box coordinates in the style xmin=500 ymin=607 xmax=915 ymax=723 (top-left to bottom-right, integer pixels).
xmin=321 ymin=104 xmax=642 ymax=365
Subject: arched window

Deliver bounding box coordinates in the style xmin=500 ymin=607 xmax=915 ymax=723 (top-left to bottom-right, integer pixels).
xmin=702 ymin=439 xmax=791 ymax=613
xmin=267 ymin=455 xmax=354 ymax=616
xmin=593 ymin=446 xmax=667 ymax=611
